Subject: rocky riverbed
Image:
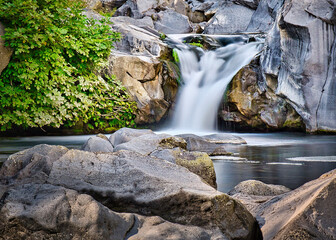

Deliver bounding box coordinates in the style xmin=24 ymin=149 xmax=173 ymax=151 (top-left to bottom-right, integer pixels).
xmin=1 ymin=128 xmax=335 ymax=239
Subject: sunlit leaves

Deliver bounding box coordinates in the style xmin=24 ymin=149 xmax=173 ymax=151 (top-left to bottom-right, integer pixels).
xmin=0 ymin=0 xmax=136 ymax=131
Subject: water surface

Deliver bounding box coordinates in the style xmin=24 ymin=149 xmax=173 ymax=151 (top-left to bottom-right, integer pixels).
xmin=1 ymin=133 xmax=336 ymax=194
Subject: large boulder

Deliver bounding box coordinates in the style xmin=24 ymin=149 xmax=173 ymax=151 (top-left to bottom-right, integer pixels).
xmin=106 ymin=17 xmax=178 ymax=125
xmin=0 ymin=22 xmax=12 ymax=75
xmin=255 ymin=169 xmax=336 ymax=239
xmin=81 ymin=135 xmax=114 ymax=152
xmin=260 ymin=0 xmax=336 ymax=132
xmin=203 ymin=3 xmax=255 ymax=34
xmin=153 ymin=9 xmax=193 ymax=34
xmin=0 ymin=183 xmax=226 ymax=239
xmin=113 ymin=133 xmax=187 ymax=154
xmin=0 ymin=145 xmax=262 ymax=240
xmin=109 ymin=127 xmax=154 ymax=146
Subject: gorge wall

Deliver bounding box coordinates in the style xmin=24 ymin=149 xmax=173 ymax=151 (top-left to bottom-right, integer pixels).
xmin=1 ymin=0 xmax=335 ymax=132
xmin=93 ymin=0 xmax=336 ymax=132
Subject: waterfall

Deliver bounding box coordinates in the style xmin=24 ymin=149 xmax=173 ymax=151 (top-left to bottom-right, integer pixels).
xmin=168 ymin=35 xmax=264 ymax=133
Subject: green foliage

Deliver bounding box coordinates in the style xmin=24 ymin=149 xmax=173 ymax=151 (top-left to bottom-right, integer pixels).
xmin=160 ymin=33 xmax=167 ymax=40
xmin=172 ymin=49 xmax=180 ymax=63
xmin=0 ymin=0 xmax=137 ymax=131
xmin=188 ymin=42 xmax=203 ymax=48
xmin=97 ymin=7 xmax=117 ymax=18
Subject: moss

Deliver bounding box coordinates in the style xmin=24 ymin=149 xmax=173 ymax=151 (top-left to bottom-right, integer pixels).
xmin=175 ymin=152 xmax=217 ymax=189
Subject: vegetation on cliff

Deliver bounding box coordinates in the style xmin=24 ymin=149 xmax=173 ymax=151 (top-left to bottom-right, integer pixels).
xmin=0 ymin=0 xmax=136 ymax=132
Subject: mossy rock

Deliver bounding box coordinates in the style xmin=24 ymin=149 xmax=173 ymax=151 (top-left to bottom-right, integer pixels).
xmin=174 ymin=151 xmax=217 ymax=189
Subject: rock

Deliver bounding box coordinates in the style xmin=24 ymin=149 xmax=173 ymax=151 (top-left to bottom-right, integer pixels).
xmin=203 ymin=3 xmax=255 ymax=34
xmin=102 ymin=0 xmax=128 ymax=10
xmin=85 ymin=0 xmax=103 ymax=10
xmin=255 ymin=169 xmax=336 ymax=240
xmin=0 ymin=22 xmax=12 ymax=75
xmin=229 ymin=180 xmax=290 ymax=196
xmin=0 ymin=183 xmax=134 ymax=240
xmin=0 ymin=144 xmax=68 ymax=181
xmin=128 ymin=215 xmax=226 ymax=240
xmin=81 ymin=135 xmax=114 ymax=152
xmin=177 ymin=133 xmax=245 ymax=156
xmin=109 ymin=127 xmax=154 ymax=146
xmin=106 ymin=17 xmax=178 ymax=125
xmin=247 ymin=0 xmax=285 ymax=32
xmin=153 ymin=9 xmax=193 ymax=34
xmin=224 ymin=57 xmax=305 ymax=130
xmin=113 ymin=133 xmax=187 ymax=155
xmin=0 ymin=183 xmax=227 ymax=240
xmin=233 ymin=0 xmax=260 ymax=10
xmin=151 ymin=148 xmax=217 ymax=188
xmin=228 ymin=180 xmax=290 ymax=221
xmin=0 ymin=146 xmax=262 ymax=240
xmin=258 ymin=0 xmax=336 ymax=132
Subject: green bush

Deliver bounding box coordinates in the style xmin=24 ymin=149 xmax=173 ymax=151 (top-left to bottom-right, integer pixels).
xmin=0 ymin=0 xmax=137 ymax=131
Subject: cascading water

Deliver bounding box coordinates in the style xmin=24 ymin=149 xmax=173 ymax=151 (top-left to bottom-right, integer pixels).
xmin=168 ymin=35 xmax=264 ymax=133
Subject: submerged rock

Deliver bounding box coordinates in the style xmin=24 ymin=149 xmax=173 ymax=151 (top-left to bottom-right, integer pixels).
xmin=0 ymin=145 xmax=262 ymax=240
xmin=229 ymin=180 xmax=290 ymax=196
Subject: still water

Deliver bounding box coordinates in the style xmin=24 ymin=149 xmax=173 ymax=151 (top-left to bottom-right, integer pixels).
xmin=1 ymin=133 xmax=336 ymax=193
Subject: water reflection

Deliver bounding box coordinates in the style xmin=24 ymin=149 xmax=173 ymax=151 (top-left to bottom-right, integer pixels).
xmin=214 ymin=133 xmax=336 ymax=192
xmin=1 ymin=133 xmax=336 ymax=194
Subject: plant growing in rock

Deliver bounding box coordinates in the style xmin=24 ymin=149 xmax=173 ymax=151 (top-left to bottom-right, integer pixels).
xmin=0 ymin=0 xmax=137 ymax=131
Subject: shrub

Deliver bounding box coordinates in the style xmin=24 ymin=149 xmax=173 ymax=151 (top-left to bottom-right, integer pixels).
xmin=0 ymin=0 xmax=137 ymax=131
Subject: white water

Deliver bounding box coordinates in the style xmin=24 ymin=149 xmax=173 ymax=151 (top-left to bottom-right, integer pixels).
xmin=169 ymin=39 xmax=263 ymax=132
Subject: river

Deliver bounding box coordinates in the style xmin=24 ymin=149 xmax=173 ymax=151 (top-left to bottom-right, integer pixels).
xmin=1 ymin=133 xmax=336 ymax=193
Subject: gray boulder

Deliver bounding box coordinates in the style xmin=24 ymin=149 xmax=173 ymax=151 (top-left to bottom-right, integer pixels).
xmin=0 ymin=183 xmax=227 ymax=240
xmin=0 ymin=22 xmax=12 ymax=75
xmin=203 ymin=3 xmax=255 ymax=34
xmin=0 ymin=144 xmax=68 ymax=181
xmin=153 ymin=9 xmax=193 ymax=34
xmin=0 ymin=146 xmax=262 ymax=240
xmin=81 ymin=135 xmax=114 ymax=152
xmin=255 ymin=169 xmax=336 ymax=240
xmin=113 ymin=133 xmax=187 ymax=155
xmin=0 ymin=183 xmax=134 ymax=240
xmin=109 ymin=127 xmax=154 ymax=146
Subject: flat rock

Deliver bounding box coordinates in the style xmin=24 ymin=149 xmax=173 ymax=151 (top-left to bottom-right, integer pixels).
xmin=109 ymin=127 xmax=154 ymax=146
xmin=0 ymin=146 xmax=262 ymax=240
xmin=113 ymin=133 xmax=187 ymax=155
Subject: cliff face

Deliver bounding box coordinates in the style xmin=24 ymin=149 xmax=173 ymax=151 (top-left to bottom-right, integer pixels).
xmin=260 ymin=0 xmax=336 ymax=132
xmin=2 ymin=1 xmax=335 ymax=131
xmin=222 ymin=0 xmax=336 ymax=132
